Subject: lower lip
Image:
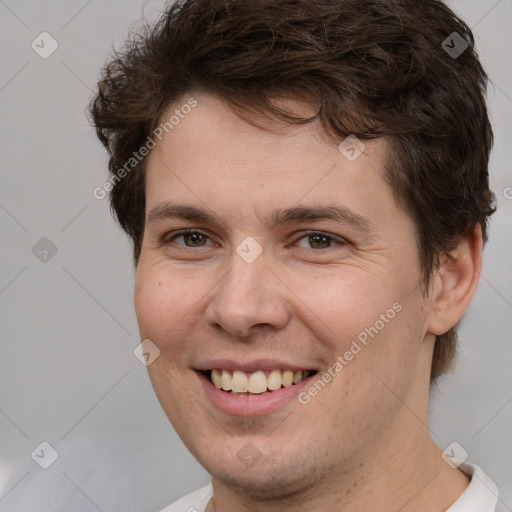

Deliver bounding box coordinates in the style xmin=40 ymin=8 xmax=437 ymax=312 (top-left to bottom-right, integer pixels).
xmin=197 ymin=371 xmax=315 ymax=416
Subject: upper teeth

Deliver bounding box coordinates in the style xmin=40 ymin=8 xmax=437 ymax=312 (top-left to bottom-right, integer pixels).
xmin=211 ymin=369 xmax=309 ymax=394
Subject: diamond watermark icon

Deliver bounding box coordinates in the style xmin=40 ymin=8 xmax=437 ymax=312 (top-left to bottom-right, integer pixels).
xmin=441 ymin=441 xmax=469 ymax=469
xmin=32 ymin=237 xmax=58 ymax=263
xmin=236 ymin=236 xmax=263 ymax=263
xmin=236 ymin=442 xmax=263 ymax=469
xmin=31 ymin=441 xmax=59 ymax=469
xmin=442 ymin=32 xmax=468 ymax=59
xmin=134 ymin=339 xmax=161 ymax=366
xmin=338 ymin=135 xmax=366 ymax=161
xmin=31 ymin=32 xmax=59 ymax=59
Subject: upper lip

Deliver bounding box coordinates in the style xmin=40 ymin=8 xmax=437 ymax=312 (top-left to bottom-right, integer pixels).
xmin=194 ymin=359 xmax=319 ymax=373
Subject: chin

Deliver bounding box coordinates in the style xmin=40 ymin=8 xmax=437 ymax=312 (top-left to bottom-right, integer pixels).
xmin=212 ymin=467 xmax=317 ymax=500
xmin=197 ymin=444 xmax=334 ymax=501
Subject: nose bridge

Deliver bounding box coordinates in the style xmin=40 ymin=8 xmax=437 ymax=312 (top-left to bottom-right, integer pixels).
xmin=206 ymin=248 xmax=287 ymax=337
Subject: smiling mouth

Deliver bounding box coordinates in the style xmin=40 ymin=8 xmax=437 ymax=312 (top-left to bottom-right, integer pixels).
xmin=201 ymin=369 xmax=318 ymax=395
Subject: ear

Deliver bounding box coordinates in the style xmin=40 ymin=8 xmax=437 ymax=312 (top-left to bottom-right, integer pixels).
xmin=426 ymin=223 xmax=483 ymax=336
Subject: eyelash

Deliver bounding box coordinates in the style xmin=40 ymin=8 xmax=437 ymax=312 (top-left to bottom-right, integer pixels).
xmin=165 ymin=229 xmax=346 ymax=251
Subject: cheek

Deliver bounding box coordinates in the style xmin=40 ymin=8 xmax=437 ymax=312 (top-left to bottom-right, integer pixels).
xmin=326 ymin=289 xmax=427 ymax=416
xmin=285 ymin=266 xmax=401 ymax=346
xmin=293 ymin=265 xmax=424 ymax=391
xmin=134 ymin=258 xmax=202 ymax=357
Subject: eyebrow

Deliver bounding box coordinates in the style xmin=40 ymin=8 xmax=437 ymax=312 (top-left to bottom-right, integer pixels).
xmin=147 ymin=202 xmax=376 ymax=237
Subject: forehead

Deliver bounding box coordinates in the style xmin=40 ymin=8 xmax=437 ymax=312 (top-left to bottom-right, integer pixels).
xmin=144 ymin=93 xmax=401 ymax=231
xmin=153 ymin=94 xmax=340 ymax=168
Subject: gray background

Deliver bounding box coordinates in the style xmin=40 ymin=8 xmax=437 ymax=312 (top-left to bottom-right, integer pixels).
xmin=0 ymin=0 xmax=510 ymax=510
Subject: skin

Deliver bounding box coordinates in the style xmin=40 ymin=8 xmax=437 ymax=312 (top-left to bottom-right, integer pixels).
xmin=134 ymin=92 xmax=482 ymax=511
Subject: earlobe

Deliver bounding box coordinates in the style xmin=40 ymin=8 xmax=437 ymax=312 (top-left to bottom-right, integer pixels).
xmin=426 ymin=223 xmax=483 ymax=336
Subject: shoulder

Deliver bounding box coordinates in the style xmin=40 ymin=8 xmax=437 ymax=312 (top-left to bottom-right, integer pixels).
xmin=447 ymin=462 xmax=499 ymax=512
xmin=157 ymin=484 xmax=213 ymax=512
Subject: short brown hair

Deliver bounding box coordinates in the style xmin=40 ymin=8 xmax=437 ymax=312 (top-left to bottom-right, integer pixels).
xmin=89 ymin=0 xmax=496 ymax=382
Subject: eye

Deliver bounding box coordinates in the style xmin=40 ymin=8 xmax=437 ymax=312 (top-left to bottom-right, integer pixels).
xmin=294 ymin=231 xmax=346 ymax=250
xmin=166 ymin=229 xmax=214 ymax=248
xmin=164 ymin=229 xmax=346 ymax=251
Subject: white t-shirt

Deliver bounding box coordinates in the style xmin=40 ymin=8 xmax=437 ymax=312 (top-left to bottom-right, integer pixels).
xmin=158 ymin=463 xmax=499 ymax=512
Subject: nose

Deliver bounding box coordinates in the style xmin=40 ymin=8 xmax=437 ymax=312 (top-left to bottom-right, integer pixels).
xmin=205 ymin=250 xmax=290 ymax=338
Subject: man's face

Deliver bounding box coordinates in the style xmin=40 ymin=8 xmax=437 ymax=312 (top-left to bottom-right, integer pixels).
xmin=134 ymin=93 xmax=434 ymax=495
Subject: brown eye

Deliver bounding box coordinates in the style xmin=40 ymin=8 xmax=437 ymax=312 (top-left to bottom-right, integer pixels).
xmin=168 ymin=230 xmax=211 ymax=248
xmin=295 ymin=231 xmax=345 ymax=250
